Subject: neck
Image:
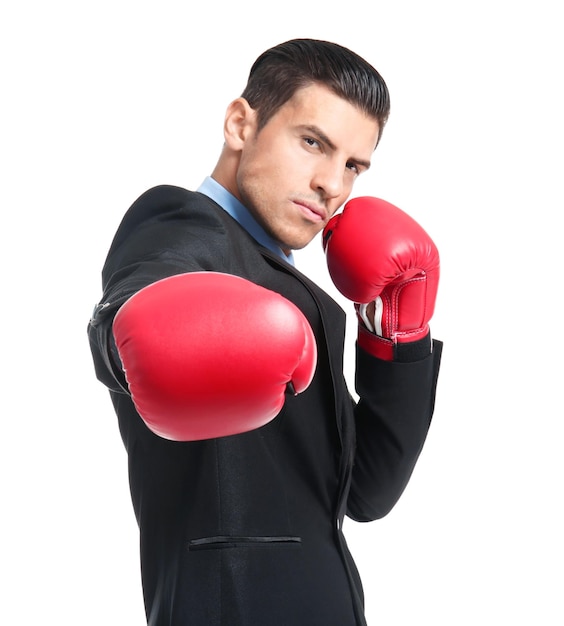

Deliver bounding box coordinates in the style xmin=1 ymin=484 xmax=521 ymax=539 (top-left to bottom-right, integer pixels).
xmin=210 ymin=152 xmax=241 ymax=202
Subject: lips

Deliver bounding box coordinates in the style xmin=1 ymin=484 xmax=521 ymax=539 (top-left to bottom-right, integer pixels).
xmin=295 ymin=200 xmax=327 ymax=223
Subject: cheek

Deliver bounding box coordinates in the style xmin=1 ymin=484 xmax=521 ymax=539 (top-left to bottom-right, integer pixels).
xmin=243 ymin=150 xmax=281 ymax=185
xmin=338 ymin=178 xmax=357 ymax=204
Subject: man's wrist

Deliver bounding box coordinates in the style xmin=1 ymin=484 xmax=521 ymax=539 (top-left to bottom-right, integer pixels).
xmin=358 ymin=325 xmax=432 ymax=362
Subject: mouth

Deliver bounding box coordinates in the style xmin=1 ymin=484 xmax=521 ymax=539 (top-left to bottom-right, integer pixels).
xmin=294 ymin=200 xmax=327 ymax=223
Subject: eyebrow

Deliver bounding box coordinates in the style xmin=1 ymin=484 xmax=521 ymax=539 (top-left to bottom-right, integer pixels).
xmin=301 ymin=124 xmax=372 ymax=171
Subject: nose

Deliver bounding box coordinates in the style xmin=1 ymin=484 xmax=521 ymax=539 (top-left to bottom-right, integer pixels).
xmin=312 ymin=158 xmax=346 ymax=201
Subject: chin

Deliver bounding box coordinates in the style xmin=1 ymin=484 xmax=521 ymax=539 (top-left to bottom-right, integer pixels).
xmin=275 ymin=224 xmax=321 ymax=253
xmin=291 ymin=241 xmax=311 ymax=251
xmin=281 ymin=234 xmax=311 ymax=252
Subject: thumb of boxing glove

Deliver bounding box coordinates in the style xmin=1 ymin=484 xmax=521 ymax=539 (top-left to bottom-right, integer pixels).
xmin=113 ymin=272 xmax=317 ymax=441
xmin=323 ymin=196 xmax=439 ymax=360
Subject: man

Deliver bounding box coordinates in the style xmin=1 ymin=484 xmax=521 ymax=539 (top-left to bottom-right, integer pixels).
xmin=88 ymin=38 xmax=442 ymax=625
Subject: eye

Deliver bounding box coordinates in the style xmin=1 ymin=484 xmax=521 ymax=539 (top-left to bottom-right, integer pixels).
xmin=304 ymin=137 xmax=320 ymax=149
xmin=346 ymin=161 xmax=360 ymax=175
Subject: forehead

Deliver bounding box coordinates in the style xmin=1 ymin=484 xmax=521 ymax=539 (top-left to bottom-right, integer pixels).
xmin=277 ymin=83 xmax=381 ymax=153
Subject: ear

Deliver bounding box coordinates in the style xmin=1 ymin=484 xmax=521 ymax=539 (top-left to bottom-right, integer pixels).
xmin=223 ymin=98 xmax=257 ymax=150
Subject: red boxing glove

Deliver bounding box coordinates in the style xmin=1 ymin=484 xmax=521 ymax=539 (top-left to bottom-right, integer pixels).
xmin=323 ymin=197 xmax=439 ymax=361
xmin=112 ymin=272 xmax=317 ymax=441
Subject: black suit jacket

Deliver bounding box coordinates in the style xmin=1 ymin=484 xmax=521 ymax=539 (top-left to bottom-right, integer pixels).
xmin=88 ymin=185 xmax=442 ymax=625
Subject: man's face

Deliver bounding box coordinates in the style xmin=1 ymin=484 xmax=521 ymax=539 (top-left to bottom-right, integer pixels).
xmin=235 ymin=84 xmax=381 ymax=252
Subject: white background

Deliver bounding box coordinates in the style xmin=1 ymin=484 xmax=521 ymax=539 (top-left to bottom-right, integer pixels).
xmin=2 ymin=1 xmax=562 ymax=624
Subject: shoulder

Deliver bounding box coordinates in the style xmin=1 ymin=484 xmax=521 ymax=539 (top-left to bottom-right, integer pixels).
xmin=133 ymin=184 xmax=205 ymax=207
xmin=101 ymin=185 xmax=256 ymax=285
xmin=126 ymin=184 xmax=218 ymax=226
xmin=108 ymin=185 xmax=231 ymax=251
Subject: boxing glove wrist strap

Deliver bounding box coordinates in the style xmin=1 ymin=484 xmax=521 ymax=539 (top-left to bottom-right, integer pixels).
xmin=358 ymin=323 xmax=432 ymax=362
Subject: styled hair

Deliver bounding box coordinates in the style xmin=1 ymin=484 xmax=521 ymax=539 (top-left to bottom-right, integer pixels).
xmin=241 ymin=38 xmax=390 ymax=143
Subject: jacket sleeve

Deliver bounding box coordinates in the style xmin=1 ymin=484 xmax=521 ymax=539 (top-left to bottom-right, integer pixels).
xmin=346 ymin=338 xmax=443 ymax=521
xmin=87 ymin=186 xmax=229 ymax=394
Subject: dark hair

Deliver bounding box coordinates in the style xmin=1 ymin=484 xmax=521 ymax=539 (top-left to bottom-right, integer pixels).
xmin=241 ymin=38 xmax=390 ymax=143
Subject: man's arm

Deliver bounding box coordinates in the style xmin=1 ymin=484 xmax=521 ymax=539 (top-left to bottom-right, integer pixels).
xmin=88 ymin=186 xmax=317 ymax=440
xmin=348 ymin=340 xmax=442 ymax=521
xmin=323 ymin=195 xmax=443 ymax=520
